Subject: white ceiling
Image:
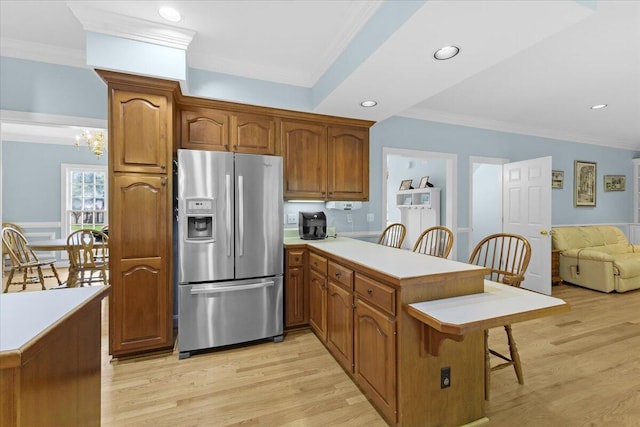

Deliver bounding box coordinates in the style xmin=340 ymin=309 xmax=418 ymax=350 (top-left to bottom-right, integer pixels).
xmin=1 ymin=0 xmax=639 ymax=150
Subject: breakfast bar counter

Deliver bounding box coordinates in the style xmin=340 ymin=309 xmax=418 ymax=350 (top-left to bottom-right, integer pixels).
xmin=284 ymin=235 xmax=569 ymax=426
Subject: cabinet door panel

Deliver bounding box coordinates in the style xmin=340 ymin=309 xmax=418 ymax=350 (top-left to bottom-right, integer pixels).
xmin=327 ymin=281 xmax=354 ymax=372
xmin=232 ymin=113 xmax=277 ymax=155
xmin=308 ymin=268 xmax=327 ymax=341
xmin=112 ymin=175 xmax=167 ymax=260
xmin=285 ymin=265 xmax=307 ymax=327
xmin=355 ymin=299 xmax=396 ymax=423
xmin=328 ymin=126 xmax=369 ymax=200
xmin=282 ymin=120 xmax=327 ymax=199
xmin=112 ymin=90 xmax=170 ymax=173
xmin=111 ymin=258 xmax=171 ymax=355
xmin=180 ymin=108 xmax=230 ymax=151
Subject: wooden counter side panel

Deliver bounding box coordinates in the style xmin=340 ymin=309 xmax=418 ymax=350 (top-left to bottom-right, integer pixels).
xmin=398 ymin=312 xmax=484 ymax=426
xmin=397 ymin=273 xmax=486 ymax=427
xmin=0 ymin=294 xmax=105 ymax=427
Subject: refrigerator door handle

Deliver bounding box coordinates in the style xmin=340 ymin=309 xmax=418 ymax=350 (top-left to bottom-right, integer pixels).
xmin=190 ymin=281 xmax=274 ymax=295
xmin=238 ymin=174 xmax=244 ymax=257
xmin=226 ymin=174 xmax=232 ymax=258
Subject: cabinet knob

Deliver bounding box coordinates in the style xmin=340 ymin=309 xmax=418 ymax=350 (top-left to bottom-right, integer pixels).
xmin=335 ymin=272 xmax=341 ymax=277
xmin=160 ymin=164 xmax=166 ymax=170
xmin=367 ymin=288 xmax=373 ymax=295
xmin=161 ymin=178 xmax=167 ymax=186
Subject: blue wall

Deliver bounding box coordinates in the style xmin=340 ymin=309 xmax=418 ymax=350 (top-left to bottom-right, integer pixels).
xmin=370 ymin=116 xmax=637 ymax=231
xmin=2 ymin=140 xmax=106 ymax=226
xmin=2 ymin=57 xmax=637 ymax=239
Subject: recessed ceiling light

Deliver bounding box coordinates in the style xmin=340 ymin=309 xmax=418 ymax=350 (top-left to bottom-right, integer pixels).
xmin=434 ymin=46 xmax=460 ymax=60
xmin=159 ymin=6 xmax=181 ymax=22
xmin=590 ymin=104 xmax=608 ymax=110
xmin=360 ymin=100 xmax=377 ymax=108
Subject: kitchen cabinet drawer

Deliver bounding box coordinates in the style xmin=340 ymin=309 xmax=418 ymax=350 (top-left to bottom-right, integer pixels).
xmin=287 ymin=249 xmax=305 ymax=267
xmin=355 ymin=273 xmax=395 ymax=316
xmin=309 ymin=251 xmax=327 ymax=275
xmin=328 ymin=261 xmax=353 ymax=290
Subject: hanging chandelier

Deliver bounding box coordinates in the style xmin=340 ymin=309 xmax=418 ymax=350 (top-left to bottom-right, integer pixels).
xmin=75 ymin=130 xmax=106 ymax=158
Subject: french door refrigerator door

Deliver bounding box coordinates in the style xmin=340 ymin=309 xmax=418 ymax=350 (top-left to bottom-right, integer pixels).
xmin=234 ymin=154 xmax=283 ymax=279
xmin=178 ymin=149 xmax=234 ymax=283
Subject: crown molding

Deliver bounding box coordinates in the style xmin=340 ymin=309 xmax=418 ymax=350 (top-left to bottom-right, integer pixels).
xmin=400 ymin=107 xmax=640 ymax=152
xmin=0 ymin=110 xmax=106 ymax=146
xmin=67 ymin=3 xmax=195 ymax=51
xmin=0 ymin=38 xmax=87 ymax=69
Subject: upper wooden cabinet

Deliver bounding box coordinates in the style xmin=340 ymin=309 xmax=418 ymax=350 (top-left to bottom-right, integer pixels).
xmin=180 ymin=107 xmax=230 ymax=151
xmin=282 ymin=120 xmax=369 ymax=201
xmin=281 ymin=120 xmax=328 ymax=199
xmin=179 ymin=106 xmax=277 ymax=155
xmin=328 ymin=126 xmax=369 ymax=201
xmin=111 ymin=90 xmax=172 ymax=174
xmin=231 ymin=112 xmax=277 ymax=155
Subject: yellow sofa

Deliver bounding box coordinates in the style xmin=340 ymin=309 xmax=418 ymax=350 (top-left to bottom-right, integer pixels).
xmin=551 ymin=225 xmax=640 ymax=293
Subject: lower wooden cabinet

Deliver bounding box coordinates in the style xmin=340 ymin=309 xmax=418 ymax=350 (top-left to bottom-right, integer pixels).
xmin=285 ymin=248 xmax=307 ymax=328
xmin=354 ymin=298 xmax=397 ymax=423
xmin=308 ymin=268 xmax=327 ymax=341
xmin=327 ymin=281 xmax=354 ymax=372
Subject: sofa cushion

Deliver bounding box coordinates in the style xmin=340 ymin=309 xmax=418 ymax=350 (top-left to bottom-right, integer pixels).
xmin=614 ymin=253 xmax=640 ymax=278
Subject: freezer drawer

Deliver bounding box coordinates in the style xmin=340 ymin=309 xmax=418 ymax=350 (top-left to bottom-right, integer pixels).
xmin=178 ymin=276 xmax=283 ymax=358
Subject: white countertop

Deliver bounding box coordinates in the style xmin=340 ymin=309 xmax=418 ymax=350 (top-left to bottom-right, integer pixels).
xmin=0 ymin=286 xmax=107 ymax=352
xmin=285 ymin=235 xmax=484 ymax=280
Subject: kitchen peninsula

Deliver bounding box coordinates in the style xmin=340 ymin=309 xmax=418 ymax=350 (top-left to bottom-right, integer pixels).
xmin=284 ymin=235 xmax=568 ymax=426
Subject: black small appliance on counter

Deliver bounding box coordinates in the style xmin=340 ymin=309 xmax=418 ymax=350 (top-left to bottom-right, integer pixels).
xmin=298 ymin=211 xmax=327 ymax=240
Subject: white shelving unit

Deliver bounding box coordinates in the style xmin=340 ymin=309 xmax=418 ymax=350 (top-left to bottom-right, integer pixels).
xmin=396 ymin=188 xmax=441 ymax=249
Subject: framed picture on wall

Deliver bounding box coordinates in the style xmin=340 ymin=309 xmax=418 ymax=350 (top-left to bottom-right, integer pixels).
xmin=574 ymin=160 xmax=596 ymax=207
xmin=604 ymin=175 xmax=625 ymax=191
xmin=552 ymin=170 xmax=564 ymax=189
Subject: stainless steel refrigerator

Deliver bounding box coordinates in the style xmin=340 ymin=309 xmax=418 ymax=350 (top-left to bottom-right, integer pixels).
xmin=176 ymin=149 xmax=283 ymax=359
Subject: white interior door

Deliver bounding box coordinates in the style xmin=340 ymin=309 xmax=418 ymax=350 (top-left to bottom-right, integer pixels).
xmin=503 ymin=157 xmax=552 ymax=295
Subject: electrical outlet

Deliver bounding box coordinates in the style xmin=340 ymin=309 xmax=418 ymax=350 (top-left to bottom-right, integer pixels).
xmin=347 ymin=214 xmax=353 ymax=223
xmin=441 ymin=366 xmax=451 ymax=388
xmin=367 ymin=213 xmax=374 ymax=222
xmin=287 ymin=213 xmax=297 ymax=224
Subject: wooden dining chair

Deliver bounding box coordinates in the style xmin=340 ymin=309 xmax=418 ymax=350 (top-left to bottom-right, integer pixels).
xmin=2 ymin=222 xmax=24 ymax=268
xmin=377 ymin=223 xmax=406 ymax=249
xmin=66 ymin=229 xmax=109 ymax=287
xmin=468 ymin=233 xmax=531 ymax=400
xmin=2 ymin=226 xmax=62 ymax=292
xmin=412 ymin=226 xmax=454 ymax=258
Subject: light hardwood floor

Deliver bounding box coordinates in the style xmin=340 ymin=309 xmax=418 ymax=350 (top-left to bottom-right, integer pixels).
xmin=5 ymin=273 xmax=640 ymax=426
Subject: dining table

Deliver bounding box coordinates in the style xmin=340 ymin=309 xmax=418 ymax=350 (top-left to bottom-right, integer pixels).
xmin=29 ymin=237 xmax=109 ymax=252
xmin=29 ymin=238 xmax=69 ymax=252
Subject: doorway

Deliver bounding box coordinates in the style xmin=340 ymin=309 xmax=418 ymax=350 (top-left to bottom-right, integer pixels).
xmin=469 ymin=156 xmax=508 ymax=255
xmin=382 ymin=147 xmax=457 ymax=258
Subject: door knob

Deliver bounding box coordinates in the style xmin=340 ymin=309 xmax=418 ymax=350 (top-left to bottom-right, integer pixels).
xmin=540 ymin=230 xmax=549 ymax=235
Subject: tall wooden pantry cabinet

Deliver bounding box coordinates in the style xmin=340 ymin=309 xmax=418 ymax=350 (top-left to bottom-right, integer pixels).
xmin=98 ymin=70 xmax=178 ymax=357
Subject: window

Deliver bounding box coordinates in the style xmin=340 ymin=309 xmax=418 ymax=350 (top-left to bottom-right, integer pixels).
xmin=62 ymin=164 xmax=108 ymax=236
